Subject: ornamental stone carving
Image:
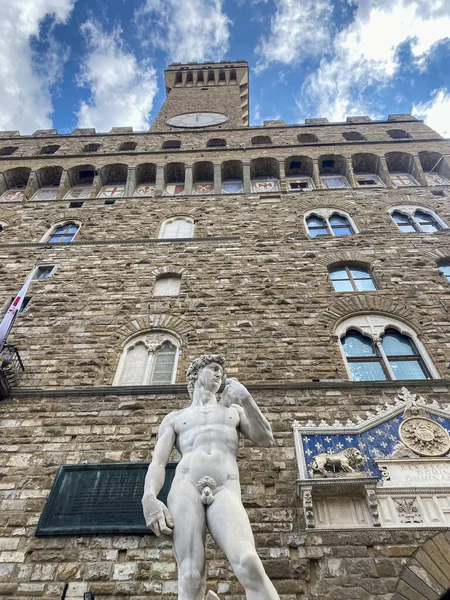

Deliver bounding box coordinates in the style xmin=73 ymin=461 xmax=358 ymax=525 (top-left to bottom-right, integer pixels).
xmin=399 ymin=417 xmax=450 ymax=457
xmin=394 ymin=498 xmax=423 ymax=524
xmin=310 ymin=447 xmax=364 ymax=478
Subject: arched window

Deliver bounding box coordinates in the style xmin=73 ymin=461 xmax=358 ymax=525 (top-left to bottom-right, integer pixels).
xmin=391 ymin=209 xmax=443 ymax=233
xmin=160 ymin=217 xmax=194 ymax=239
xmin=297 ymin=133 xmax=318 ymax=143
xmin=113 ymin=333 xmax=179 ymax=385
xmin=387 ymin=129 xmax=411 ymax=139
xmin=0 ymin=146 xmax=18 ymax=156
xmin=419 ymin=151 xmax=450 ymax=186
xmin=319 ymin=155 xmax=350 ymax=188
xmin=1 ymin=167 xmax=30 ymax=202
xmin=342 ymin=131 xmax=365 ymax=141
xmin=83 ymin=143 xmax=101 ymax=153
xmin=306 ymin=212 xmax=355 ymax=237
xmin=385 ymin=152 xmax=419 ymax=186
xmin=336 ymin=316 xmax=437 ymax=381
xmin=119 ymin=141 xmax=137 ymax=151
xmin=98 ymin=164 xmax=127 ymax=198
xmin=30 ymin=166 xmax=62 ymax=201
xmin=64 ymin=166 xmax=95 ymax=200
xmin=162 ymin=140 xmax=181 ymax=150
xmin=251 ymin=136 xmax=272 ymax=145
xmin=40 ymin=145 xmax=60 ymax=155
xmin=329 ymin=265 xmax=376 ymax=291
xmin=46 ymin=223 xmax=80 ymax=243
xmin=207 ymin=138 xmax=226 ymax=147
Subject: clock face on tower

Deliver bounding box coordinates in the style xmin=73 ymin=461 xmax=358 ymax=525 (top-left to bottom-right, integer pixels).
xmin=166 ymin=112 xmax=229 ymax=128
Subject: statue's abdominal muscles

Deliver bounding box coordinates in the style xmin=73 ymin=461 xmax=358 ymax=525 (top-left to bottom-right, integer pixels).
xmin=176 ymin=417 xmax=240 ymax=491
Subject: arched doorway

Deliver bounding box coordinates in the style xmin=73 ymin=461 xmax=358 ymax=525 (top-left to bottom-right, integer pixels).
xmin=393 ymin=532 xmax=450 ymax=600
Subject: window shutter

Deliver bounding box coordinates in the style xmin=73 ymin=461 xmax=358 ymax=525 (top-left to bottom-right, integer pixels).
xmin=154 ymin=276 xmax=181 ymax=297
xmin=162 ymin=219 xmax=192 ymax=239
xmin=151 ymin=344 xmax=176 ymax=384
xmin=121 ymin=344 xmax=148 ymax=385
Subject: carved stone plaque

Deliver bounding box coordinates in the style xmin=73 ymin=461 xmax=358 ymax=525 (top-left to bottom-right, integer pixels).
xmin=399 ymin=417 xmax=450 ymax=457
xmin=36 ymin=462 xmax=176 ymax=536
xmin=377 ymin=459 xmax=450 ymax=487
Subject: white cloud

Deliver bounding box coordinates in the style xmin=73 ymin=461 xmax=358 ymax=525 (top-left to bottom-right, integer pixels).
xmin=298 ymin=0 xmax=450 ymax=121
xmin=139 ymin=0 xmax=230 ymax=62
xmin=76 ymin=20 xmax=158 ymax=131
xmin=413 ymin=88 xmax=450 ymax=138
xmin=255 ymin=0 xmax=332 ymax=72
xmin=0 ymin=0 xmax=76 ymax=134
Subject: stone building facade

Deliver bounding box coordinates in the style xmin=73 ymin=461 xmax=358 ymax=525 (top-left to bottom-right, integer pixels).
xmin=0 ymin=60 xmax=449 ymax=599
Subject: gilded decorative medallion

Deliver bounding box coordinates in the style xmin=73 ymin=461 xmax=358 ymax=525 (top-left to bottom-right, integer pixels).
xmin=399 ymin=417 xmax=450 ymax=457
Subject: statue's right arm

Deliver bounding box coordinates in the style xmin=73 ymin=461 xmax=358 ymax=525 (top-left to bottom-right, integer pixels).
xmin=142 ymin=413 xmax=176 ymax=536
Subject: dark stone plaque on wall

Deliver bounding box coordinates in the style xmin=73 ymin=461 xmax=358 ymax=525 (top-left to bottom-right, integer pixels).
xmin=36 ymin=462 xmax=176 ymax=536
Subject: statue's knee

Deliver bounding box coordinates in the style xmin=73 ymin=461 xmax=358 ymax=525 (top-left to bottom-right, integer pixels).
xmin=236 ymin=550 xmax=264 ymax=581
xmin=180 ymin=567 xmax=203 ymax=590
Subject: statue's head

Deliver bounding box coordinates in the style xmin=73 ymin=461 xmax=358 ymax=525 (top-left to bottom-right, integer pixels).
xmin=186 ymin=354 xmax=227 ymax=397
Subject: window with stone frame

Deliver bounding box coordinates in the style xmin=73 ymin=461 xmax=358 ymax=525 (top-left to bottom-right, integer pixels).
xmin=153 ymin=274 xmax=182 ymax=297
xmin=34 ymin=265 xmax=56 ymax=280
xmin=306 ymin=212 xmax=355 ymax=237
xmin=46 ymin=223 xmax=80 ymax=243
xmin=329 ymin=265 xmax=377 ymax=292
xmin=439 ymin=262 xmax=450 ymax=282
xmin=336 ymin=316 xmax=438 ymax=382
xmin=160 ymin=217 xmax=194 ymax=239
xmin=40 ymin=145 xmax=60 ymax=155
xmin=113 ymin=333 xmax=179 ymax=386
xmin=391 ymin=209 xmax=444 ymax=233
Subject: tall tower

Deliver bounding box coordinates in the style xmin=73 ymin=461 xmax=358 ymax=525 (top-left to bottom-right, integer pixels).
xmin=151 ymin=60 xmax=249 ymax=131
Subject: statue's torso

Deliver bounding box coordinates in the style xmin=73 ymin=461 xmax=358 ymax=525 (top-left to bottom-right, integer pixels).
xmin=171 ymin=403 xmax=241 ymax=489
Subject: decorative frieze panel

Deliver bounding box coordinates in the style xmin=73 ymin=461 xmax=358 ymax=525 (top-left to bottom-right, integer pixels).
xmin=377 ymin=492 xmax=450 ymax=527
xmin=294 ymin=388 xmax=450 ymax=529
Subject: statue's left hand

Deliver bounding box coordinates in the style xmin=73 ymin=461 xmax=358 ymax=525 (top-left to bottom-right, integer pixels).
xmin=220 ymin=377 xmax=251 ymax=407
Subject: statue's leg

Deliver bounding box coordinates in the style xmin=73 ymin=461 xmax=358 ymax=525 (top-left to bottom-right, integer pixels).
xmin=168 ymin=480 xmax=207 ymax=600
xmin=206 ymin=487 xmax=280 ymax=600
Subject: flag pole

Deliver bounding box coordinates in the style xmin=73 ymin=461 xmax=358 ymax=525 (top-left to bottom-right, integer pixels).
xmin=0 ymin=261 xmax=40 ymax=354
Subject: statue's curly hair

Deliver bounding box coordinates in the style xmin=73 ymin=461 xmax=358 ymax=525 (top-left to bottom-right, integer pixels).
xmin=186 ymin=354 xmax=227 ymax=398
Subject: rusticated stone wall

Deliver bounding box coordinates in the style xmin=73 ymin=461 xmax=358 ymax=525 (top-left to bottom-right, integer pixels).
xmin=0 ymin=186 xmax=449 ymax=388
xmin=0 ymin=385 xmax=448 ymax=600
xmin=0 ymin=112 xmax=449 ymax=600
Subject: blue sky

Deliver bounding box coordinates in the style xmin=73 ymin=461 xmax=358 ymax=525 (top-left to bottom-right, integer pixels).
xmin=2 ymin=0 xmax=450 ymax=136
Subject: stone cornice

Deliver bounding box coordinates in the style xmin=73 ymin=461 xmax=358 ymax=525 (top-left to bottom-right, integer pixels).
xmin=9 ymin=378 xmax=450 ymax=398
xmin=0 ymin=137 xmax=447 ymax=161
xmin=0 ymin=117 xmax=428 ymax=143
xmin=0 ymin=228 xmax=448 ymax=250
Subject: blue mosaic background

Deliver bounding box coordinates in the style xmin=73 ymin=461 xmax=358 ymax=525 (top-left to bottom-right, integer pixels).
xmin=301 ymin=412 xmax=450 ymax=479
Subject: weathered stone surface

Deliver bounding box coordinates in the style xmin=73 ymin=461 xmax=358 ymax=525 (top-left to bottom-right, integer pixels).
xmin=0 ymin=63 xmax=449 ymax=600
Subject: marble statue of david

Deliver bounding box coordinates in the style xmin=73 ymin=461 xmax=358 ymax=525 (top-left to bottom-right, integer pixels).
xmin=142 ymin=354 xmax=280 ymax=600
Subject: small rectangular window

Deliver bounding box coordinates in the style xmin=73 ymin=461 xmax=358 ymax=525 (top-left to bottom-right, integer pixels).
xmin=322 ymin=159 xmax=335 ymax=169
xmin=154 ymin=276 xmax=181 ymax=297
xmin=290 ymin=160 xmax=302 ymax=170
xmin=290 ymin=181 xmax=308 ymax=190
xmin=69 ymin=201 xmax=84 ymax=208
xmin=34 ymin=265 xmax=55 ymax=280
xmin=104 ymin=199 xmax=116 ymax=205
